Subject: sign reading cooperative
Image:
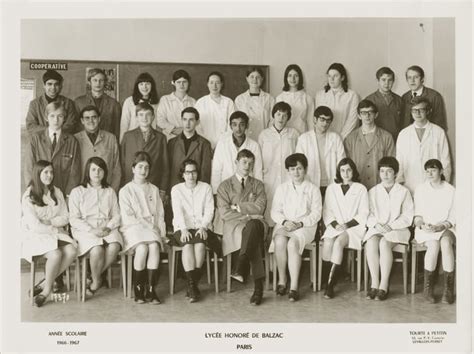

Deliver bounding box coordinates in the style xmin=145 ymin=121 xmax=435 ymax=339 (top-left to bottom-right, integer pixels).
xmin=29 ymin=62 xmax=68 ymax=70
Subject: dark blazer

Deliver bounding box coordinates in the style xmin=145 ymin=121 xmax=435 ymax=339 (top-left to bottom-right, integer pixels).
xmin=74 ymin=93 xmax=122 ymax=139
xmin=365 ymin=90 xmax=403 ymax=141
xmin=26 ymin=94 xmax=79 ymax=135
xmin=25 ymin=129 xmax=81 ymax=196
xmin=120 ymin=127 xmax=169 ymax=191
xmin=401 ymin=86 xmax=447 ymax=130
xmin=167 ymin=133 xmax=212 ymax=190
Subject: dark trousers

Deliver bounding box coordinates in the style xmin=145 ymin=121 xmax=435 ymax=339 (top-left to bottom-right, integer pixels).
xmin=238 ymin=219 xmax=265 ymax=280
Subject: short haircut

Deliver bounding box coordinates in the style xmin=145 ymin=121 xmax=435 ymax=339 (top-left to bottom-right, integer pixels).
xmin=82 ymin=156 xmax=109 ymax=188
xmin=314 ymin=105 xmax=334 ymax=120
xmin=45 ymin=101 xmax=66 ymax=116
xmin=285 ymin=153 xmax=308 ymax=170
xmin=172 ymin=69 xmax=191 ymax=82
xmin=424 ymin=158 xmax=446 ymax=181
xmin=87 ymin=68 xmax=106 ymax=82
xmin=334 ymin=157 xmax=360 ymax=183
xmin=324 ymin=63 xmax=349 ymax=92
xmin=236 ymin=149 xmax=255 ymax=161
xmin=80 ymin=105 xmax=100 ymax=118
xmin=376 ymin=67 xmax=395 ymax=80
xmin=411 ymin=96 xmax=432 ymax=110
xmin=132 ymin=72 xmax=159 ymax=105
xmin=271 ymin=101 xmax=292 ymax=120
xmin=135 ymin=102 xmax=155 ymax=115
xmin=132 ymin=151 xmax=152 ymax=168
xmin=179 ymin=158 xmax=200 ymax=181
xmin=181 ymin=106 xmax=200 ymax=120
xmin=207 ymin=71 xmax=224 ymax=84
xmin=357 ymin=99 xmax=378 ymax=114
xmin=283 ymin=64 xmax=304 ymax=91
xmin=246 ymin=67 xmax=264 ymax=79
xmin=406 ymin=65 xmax=425 ymax=80
xmin=42 ymin=69 xmax=63 ymax=84
xmin=229 ymin=111 xmax=249 ymax=126
xmin=378 ymin=156 xmax=399 ymax=174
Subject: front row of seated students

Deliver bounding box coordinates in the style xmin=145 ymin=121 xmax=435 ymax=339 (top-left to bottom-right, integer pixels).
xmin=22 ymin=150 xmax=456 ymax=307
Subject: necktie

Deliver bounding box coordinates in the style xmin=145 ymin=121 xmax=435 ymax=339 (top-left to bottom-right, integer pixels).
xmin=52 ymin=133 xmax=57 ymax=153
xmin=413 ymin=92 xmax=417 ymax=98
xmin=241 ymin=178 xmax=245 ymax=190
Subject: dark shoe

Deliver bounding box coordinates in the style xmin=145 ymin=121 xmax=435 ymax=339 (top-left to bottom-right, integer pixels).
xmin=29 ymin=282 xmax=44 ymax=297
xmin=250 ymin=291 xmax=263 ymax=305
xmin=133 ymin=269 xmax=147 ymax=304
xmin=324 ymin=284 xmax=334 ymax=299
xmin=441 ymin=271 xmax=455 ymax=304
xmin=288 ymin=290 xmax=299 ymax=302
xmin=85 ymin=285 xmax=97 ymax=297
xmin=375 ymin=289 xmax=388 ymax=301
xmin=53 ymin=275 xmax=65 ymax=293
xmin=185 ymin=271 xmax=198 ymax=303
xmin=145 ymin=285 xmax=161 ymax=305
xmin=423 ymin=269 xmax=436 ymax=303
xmin=230 ymin=273 xmax=244 ymax=283
xmin=192 ymin=268 xmax=202 ymax=298
xmin=276 ymin=284 xmax=287 ymax=296
xmin=366 ymin=287 xmax=377 ymax=300
xmin=34 ymin=294 xmax=47 ymax=307
xmin=324 ymin=263 xmax=340 ymax=299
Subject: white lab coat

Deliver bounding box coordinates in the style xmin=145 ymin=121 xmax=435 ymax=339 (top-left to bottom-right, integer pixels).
xmin=258 ymin=126 xmax=299 ymax=225
xmin=322 ymin=182 xmax=369 ymax=250
xmin=396 ymin=122 xmax=452 ymax=194
xmin=414 ymin=181 xmax=456 ymax=243
xmin=275 ymin=90 xmax=314 ymax=134
xmin=270 ymin=180 xmax=322 ymax=254
xmin=156 ymin=93 xmax=196 ymax=140
xmin=296 ymin=130 xmax=345 ymax=187
xmin=315 ymin=88 xmax=359 ymax=139
xmin=235 ymin=90 xmax=275 ymax=141
xmin=195 ymin=94 xmax=235 ymax=148
xmin=120 ymin=96 xmax=158 ymax=142
xmin=364 ymin=183 xmax=414 ymax=244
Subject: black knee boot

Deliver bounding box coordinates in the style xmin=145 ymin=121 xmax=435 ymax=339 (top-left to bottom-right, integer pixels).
xmin=423 ymin=269 xmax=436 ymax=303
xmin=185 ymin=271 xmax=198 ymax=303
xmin=133 ymin=269 xmax=147 ymax=304
xmin=321 ymin=261 xmax=331 ymax=290
xmin=145 ymin=269 xmax=161 ymax=304
xmin=250 ymin=277 xmax=264 ymax=306
xmin=441 ymin=270 xmax=455 ymax=304
xmin=192 ymin=267 xmax=202 ymax=298
xmin=324 ymin=263 xmax=340 ymax=299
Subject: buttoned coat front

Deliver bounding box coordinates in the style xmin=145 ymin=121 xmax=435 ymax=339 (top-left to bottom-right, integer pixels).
xmin=296 ymin=130 xmax=345 ymax=187
xmin=25 ymin=129 xmax=81 ymax=196
xmin=235 ymin=90 xmax=275 ymax=141
xmin=156 ymin=93 xmax=196 ymax=140
xmin=275 ymin=90 xmax=314 ymax=134
xmin=365 ymin=90 xmax=403 ymax=141
xmin=216 ymin=175 xmax=267 ymax=256
xmin=167 ymin=133 xmax=212 ymax=190
xmin=344 ymin=126 xmax=395 ymax=189
xmin=74 ymin=130 xmax=122 ymax=192
xmin=120 ymin=128 xmax=169 ymax=192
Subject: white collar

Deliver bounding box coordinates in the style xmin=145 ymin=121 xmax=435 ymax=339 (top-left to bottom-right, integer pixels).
xmin=412 ymin=86 xmax=424 ymax=97
xmin=48 ymin=128 xmax=61 ymax=141
xmin=235 ymin=173 xmax=249 ymax=183
xmin=361 ymin=126 xmax=376 ymax=135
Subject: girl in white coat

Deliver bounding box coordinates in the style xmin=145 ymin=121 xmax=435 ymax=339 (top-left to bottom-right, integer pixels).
xmin=270 ymin=153 xmax=322 ymax=302
xmin=321 ymin=158 xmax=369 ymax=299
xmin=414 ymin=159 xmax=455 ymax=304
xmin=235 ymin=67 xmax=275 ymax=141
xmin=21 ymin=160 xmax=77 ymax=307
xmin=69 ymin=157 xmax=123 ymax=297
xmin=195 ymin=71 xmax=235 ymax=149
xmin=275 ymin=64 xmax=314 ymax=134
xmin=315 ymin=63 xmax=359 ymax=140
xmin=364 ymin=157 xmax=414 ymax=301
xmin=119 ymin=151 xmax=166 ymax=304
xmin=120 ymin=72 xmax=159 ymax=142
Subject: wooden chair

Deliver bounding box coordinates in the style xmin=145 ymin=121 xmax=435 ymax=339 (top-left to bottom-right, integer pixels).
xmin=29 ymin=256 xmax=80 ymax=305
xmin=271 ymin=241 xmax=317 ymax=292
xmin=410 ymin=240 xmax=427 ymax=294
xmin=364 ymin=243 xmax=409 ymax=294
xmin=318 ymin=241 xmax=362 ymax=291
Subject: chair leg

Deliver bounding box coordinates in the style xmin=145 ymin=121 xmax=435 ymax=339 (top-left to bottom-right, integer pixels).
xmin=226 ymin=255 xmax=231 ymax=293
xmin=121 ymin=254 xmax=127 ymax=298
xmin=411 ymin=245 xmax=417 ymax=294
xmin=213 ymin=253 xmax=219 ymax=293
xmin=403 ymin=251 xmax=408 ymax=295
xmin=357 ymin=249 xmax=362 ymax=292
xmin=127 ymin=254 xmax=132 ymax=299
xmin=81 ymin=257 xmax=87 ymax=302
xmin=30 ymin=260 xmax=36 ymax=306
xmin=264 ymin=251 xmax=270 ymax=290
xmin=206 ymin=250 xmax=211 ymax=285
xmin=317 ymin=243 xmax=322 ymax=291
xmin=66 ymin=267 xmax=71 ymax=292
xmin=272 ymin=253 xmax=277 ymax=291
xmin=350 ymin=251 xmax=355 ymax=282
xmin=364 ymin=250 xmax=368 ymax=292
xmin=312 ymin=246 xmax=317 ymax=292
xmin=170 ymin=249 xmax=176 ymax=295
xmin=75 ymin=259 xmax=81 ymax=301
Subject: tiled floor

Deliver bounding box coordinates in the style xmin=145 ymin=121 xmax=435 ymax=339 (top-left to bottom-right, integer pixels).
xmin=21 ymin=262 xmax=456 ymax=323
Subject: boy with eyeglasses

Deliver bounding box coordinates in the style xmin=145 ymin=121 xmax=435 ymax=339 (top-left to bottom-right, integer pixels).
xmin=396 ymin=97 xmax=451 ymax=193
xmin=365 ymin=67 xmax=403 ymax=141
xmin=344 ymin=100 xmax=395 ymax=189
